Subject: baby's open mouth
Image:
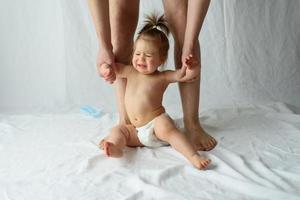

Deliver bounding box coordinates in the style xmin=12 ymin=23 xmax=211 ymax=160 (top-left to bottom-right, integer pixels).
xmin=137 ymin=64 xmax=146 ymax=68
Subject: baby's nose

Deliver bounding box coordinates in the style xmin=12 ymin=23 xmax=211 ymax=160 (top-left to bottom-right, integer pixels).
xmin=139 ymin=55 xmax=145 ymax=60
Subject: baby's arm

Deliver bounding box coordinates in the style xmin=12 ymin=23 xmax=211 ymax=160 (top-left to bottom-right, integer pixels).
xmin=101 ymin=63 xmax=131 ymax=79
xmin=163 ymin=55 xmax=199 ymax=83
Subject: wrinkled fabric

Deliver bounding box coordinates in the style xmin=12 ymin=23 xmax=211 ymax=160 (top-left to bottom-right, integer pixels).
xmin=0 ymin=102 xmax=299 ymax=199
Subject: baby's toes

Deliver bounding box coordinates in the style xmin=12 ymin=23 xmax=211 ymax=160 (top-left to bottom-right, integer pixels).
xmin=98 ymin=140 xmax=105 ymax=149
xmin=201 ymin=159 xmax=211 ymax=169
xmin=205 ymin=158 xmax=211 ymax=165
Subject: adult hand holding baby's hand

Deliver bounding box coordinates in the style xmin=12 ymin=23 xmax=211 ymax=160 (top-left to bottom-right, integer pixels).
xmin=179 ymin=54 xmax=200 ymax=82
xmin=97 ymin=48 xmax=116 ymax=84
xmin=99 ymin=63 xmax=116 ymax=84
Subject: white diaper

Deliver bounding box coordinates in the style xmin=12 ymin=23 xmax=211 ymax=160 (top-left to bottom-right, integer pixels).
xmin=136 ymin=114 xmax=169 ymax=148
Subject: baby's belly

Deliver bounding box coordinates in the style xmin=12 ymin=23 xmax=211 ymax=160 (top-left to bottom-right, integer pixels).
xmin=127 ymin=106 xmax=165 ymax=128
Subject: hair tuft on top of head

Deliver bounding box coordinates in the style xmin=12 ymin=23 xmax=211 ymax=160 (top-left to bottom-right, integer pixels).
xmin=138 ymin=13 xmax=169 ymax=36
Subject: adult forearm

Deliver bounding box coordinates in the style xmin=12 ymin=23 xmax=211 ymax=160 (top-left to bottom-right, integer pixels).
xmin=184 ymin=0 xmax=210 ymax=48
xmin=87 ymin=0 xmax=112 ymax=50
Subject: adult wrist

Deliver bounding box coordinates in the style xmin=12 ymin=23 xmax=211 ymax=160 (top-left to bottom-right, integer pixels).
xmin=183 ymin=39 xmax=197 ymax=51
xmin=99 ymin=41 xmax=113 ymax=51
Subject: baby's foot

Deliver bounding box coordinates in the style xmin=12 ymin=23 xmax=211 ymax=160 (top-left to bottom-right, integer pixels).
xmin=100 ymin=140 xmax=123 ymax=158
xmin=189 ymin=154 xmax=211 ymax=170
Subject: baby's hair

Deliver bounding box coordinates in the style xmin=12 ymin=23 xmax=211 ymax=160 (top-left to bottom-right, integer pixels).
xmin=136 ymin=13 xmax=170 ymax=63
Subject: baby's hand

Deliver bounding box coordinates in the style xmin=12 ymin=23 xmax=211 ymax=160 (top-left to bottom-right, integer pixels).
xmin=99 ymin=63 xmax=116 ymax=84
xmin=182 ymin=54 xmax=200 ymax=69
xmin=183 ymin=54 xmax=193 ymax=68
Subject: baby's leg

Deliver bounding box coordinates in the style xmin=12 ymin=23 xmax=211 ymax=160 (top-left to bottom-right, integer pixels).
xmin=100 ymin=124 xmax=143 ymax=158
xmin=154 ymin=115 xmax=211 ymax=170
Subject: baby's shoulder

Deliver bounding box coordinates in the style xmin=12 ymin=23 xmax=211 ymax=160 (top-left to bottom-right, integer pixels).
xmin=123 ymin=64 xmax=135 ymax=74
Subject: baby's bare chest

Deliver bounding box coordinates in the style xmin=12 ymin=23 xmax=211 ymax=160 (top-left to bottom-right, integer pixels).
xmin=126 ymin=76 xmax=165 ymax=96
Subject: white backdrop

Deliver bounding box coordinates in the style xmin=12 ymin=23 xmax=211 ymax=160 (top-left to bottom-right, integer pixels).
xmin=0 ymin=0 xmax=300 ymax=114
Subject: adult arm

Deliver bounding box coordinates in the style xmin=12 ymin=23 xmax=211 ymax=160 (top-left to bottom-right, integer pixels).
xmin=87 ymin=0 xmax=116 ymax=83
xmin=182 ymin=0 xmax=210 ymax=67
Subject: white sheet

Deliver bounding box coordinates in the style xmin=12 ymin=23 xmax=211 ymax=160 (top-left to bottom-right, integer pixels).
xmin=1 ymin=102 xmax=299 ymax=199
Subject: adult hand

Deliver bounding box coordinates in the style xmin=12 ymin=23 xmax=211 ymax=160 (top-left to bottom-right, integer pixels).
xmin=97 ymin=49 xmax=116 ymax=84
xmin=181 ymin=47 xmax=201 ymax=82
xmin=182 ymin=48 xmax=200 ymax=69
xmin=177 ymin=54 xmax=199 ymax=82
xmin=99 ymin=63 xmax=116 ymax=84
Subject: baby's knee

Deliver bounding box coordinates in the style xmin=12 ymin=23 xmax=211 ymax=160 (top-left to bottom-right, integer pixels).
xmin=111 ymin=124 xmax=125 ymax=133
xmin=110 ymin=125 xmax=130 ymax=139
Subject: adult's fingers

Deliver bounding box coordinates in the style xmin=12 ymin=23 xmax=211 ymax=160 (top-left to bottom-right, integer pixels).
xmin=104 ymin=73 xmax=116 ymax=84
xmin=179 ymin=65 xmax=187 ymax=78
xmin=186 ymin=76 xmax=200 ymax=82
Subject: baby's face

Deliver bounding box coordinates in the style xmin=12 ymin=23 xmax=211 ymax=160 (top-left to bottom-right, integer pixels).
xmin=132 ymin=39 xmax=163 ymax=75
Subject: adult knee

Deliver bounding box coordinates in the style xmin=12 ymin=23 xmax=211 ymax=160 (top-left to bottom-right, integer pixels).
xmin=164 ymin=6 xmax=187 ymax=47
xmin=111 ymin=27 xmax=135 ymax=63
xmin=113 ymin=42 xmax=134 ymax=63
